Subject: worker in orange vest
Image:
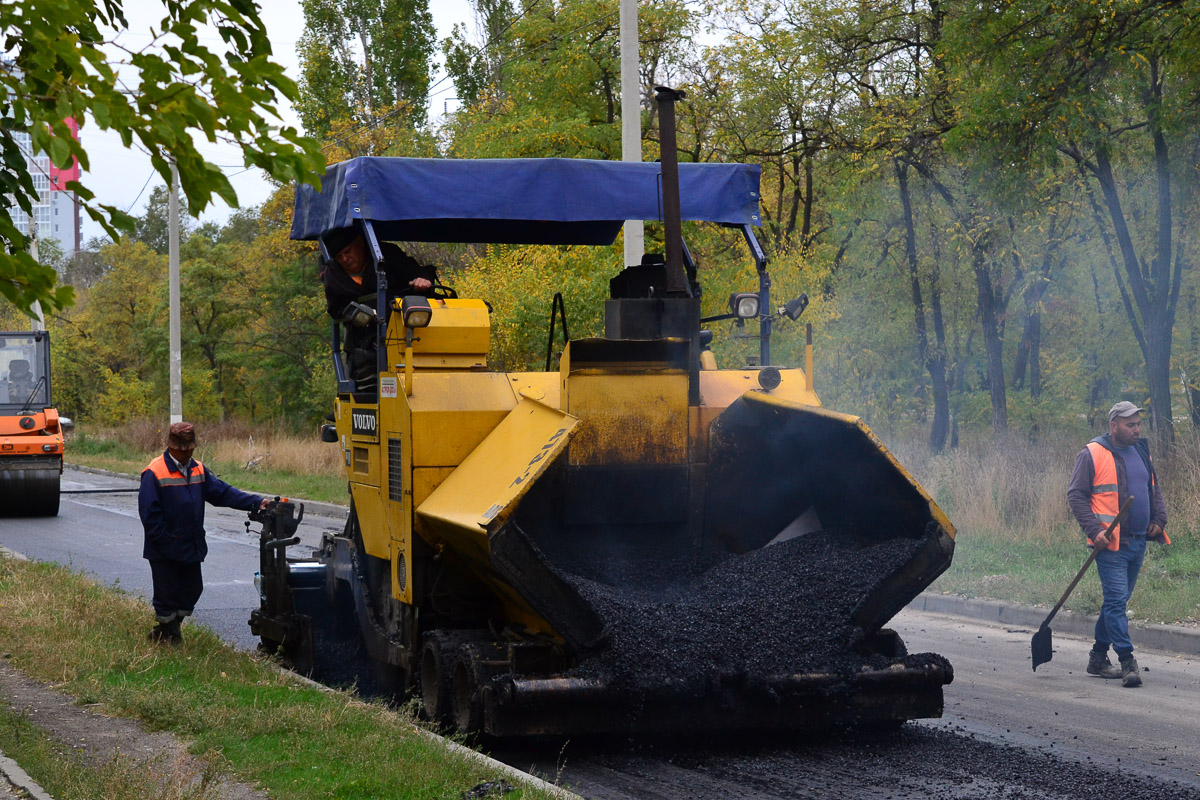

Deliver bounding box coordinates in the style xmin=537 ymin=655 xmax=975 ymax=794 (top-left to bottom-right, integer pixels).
xmin=138 ymin=422 xmax=269 ymax=644
xmin=1067 ymin=401 xmax=1169 ymax=688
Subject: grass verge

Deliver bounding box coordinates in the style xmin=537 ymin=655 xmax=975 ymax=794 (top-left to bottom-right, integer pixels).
xmin=0 ymin=555 xmax=554 ymax=800
xmin=929 ymin=524 xmax=1200 ymax=626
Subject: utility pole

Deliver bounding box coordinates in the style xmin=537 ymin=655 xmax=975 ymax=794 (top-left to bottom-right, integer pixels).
xmin=168 ymin=162 xmax=183 ymax=424
xmin=620 ymin=0 xmax=643 ymax=267
xmin=28 ymin=216 xmax=44 ymax=332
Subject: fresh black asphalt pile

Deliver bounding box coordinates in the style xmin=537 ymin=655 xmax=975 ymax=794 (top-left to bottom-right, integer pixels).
xmin=563 ymin=530 xmax=928 ymax=689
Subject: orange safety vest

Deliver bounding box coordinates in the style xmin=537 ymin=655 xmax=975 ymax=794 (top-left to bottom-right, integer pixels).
xmin=144 ymin=454 xmax=206 ymax=487
xmin=1084 ymin=441 xmax=1169 ymax=550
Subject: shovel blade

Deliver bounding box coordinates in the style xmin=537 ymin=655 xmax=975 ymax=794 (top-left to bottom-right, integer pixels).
xmin=1031 ymin=625 xmax=1053 ymax=670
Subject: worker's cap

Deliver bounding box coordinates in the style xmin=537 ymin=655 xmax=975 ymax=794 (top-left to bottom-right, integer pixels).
xmin=167 ymin=422 xmax=197 ymax=449
xmin=1108 ymin=401 xmax=1144 ymax=422
xmin=321 ymin=227 xmax=360 ymax=258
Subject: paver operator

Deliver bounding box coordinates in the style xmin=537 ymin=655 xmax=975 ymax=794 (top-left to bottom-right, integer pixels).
xmin=1067 ymin=401 xmax=1169 ymax=687
xmin=139 ymin=422 xmax=269 ymax=644
xmin=321 ymin=226 xmax=436 ymax=383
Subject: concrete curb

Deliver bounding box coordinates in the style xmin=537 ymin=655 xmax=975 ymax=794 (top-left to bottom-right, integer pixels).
xmin=0 ymin=749 xmax=54 ymax=800
xmin=911 ymin=592 xmax=1200 ymax=655
xmin=64 ymin=463 xmax=350 ymax=521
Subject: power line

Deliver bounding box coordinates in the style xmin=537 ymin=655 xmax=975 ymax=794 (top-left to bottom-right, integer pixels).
xmin=126 ymin=170 xmax=157 ymax=212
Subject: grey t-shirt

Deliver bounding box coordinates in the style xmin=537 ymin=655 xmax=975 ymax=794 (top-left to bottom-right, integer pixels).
xmin=1114 ymin=445 xmax=1151 ymax=535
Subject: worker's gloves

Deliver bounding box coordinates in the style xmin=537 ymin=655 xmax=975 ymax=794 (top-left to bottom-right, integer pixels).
xmin=341 ymin=301 xmax=377 ymax=328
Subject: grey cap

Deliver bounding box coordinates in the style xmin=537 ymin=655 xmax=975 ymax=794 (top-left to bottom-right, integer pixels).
xmin=1108 ymin=401 xmax=1144 ymax=422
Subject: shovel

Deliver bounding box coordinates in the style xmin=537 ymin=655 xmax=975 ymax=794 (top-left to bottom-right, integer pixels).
xmin=1030 ymin=496 xmax=1133 ymax=671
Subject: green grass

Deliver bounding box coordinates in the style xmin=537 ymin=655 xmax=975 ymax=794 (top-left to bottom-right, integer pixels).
xmin=201 ymin=460 xmax=347 ymax=505
xmin=0 ymin=556 xmax=551 ymax=800
xmin=930 ymin=525 xmax=1200 ymax=625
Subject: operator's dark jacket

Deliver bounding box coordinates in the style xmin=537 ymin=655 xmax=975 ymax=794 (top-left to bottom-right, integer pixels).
xmin=322 ymin=243 xmax=436 ymax=321
xmin=139 ymin=452 xmax=262 ymax=563
xmin=1066 ymin=434 xmax=1168 ymax=542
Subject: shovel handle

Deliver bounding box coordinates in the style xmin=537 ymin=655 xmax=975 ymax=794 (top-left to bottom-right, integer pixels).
xmin=1041 ymin=495 xmax=1133 ymax=629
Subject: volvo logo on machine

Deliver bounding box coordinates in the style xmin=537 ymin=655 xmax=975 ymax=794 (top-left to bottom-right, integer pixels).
xmin=351 ymin=408 xmax=378 ymax=439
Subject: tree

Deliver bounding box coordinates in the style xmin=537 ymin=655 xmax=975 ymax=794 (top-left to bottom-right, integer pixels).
xmin=131 ymin=186 xmax=194 ymax=254
xmin=943 ymin=0 xmax=1200 ymax=440
xmin=296 ymin=0 xmax=436 ymax=138
xmin=443 ymin=0 xmax=516 ymax=108
xmin=1 ymin=0 xmax=323 ymax=318
xmin=443 ymin=1 xmax=694 ymax=160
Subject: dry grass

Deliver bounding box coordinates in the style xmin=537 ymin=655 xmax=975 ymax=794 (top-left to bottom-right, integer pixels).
xmin=889 ymin=429 xmax=1200 ymax=543
xmin=205 ymin=432 xmax=342 ymax=475
xmin=892 ymin=432 xmax=1080 ymax=544
xmin=77 ymin=418 xmax=1200 ymax=539
xmin=74 ymin=422 xmax=342 ymax=476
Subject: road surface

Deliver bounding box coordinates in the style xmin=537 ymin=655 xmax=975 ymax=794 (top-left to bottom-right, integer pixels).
xmin=2 ymin=467 xmax=1199 ymax=799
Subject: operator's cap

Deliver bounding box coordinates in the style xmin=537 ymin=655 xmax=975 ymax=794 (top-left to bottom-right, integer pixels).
xmin=321 ymin=227 xmax=360 ymax=258
xmin=1108 ymin=401 xmax=1144 ymax=422
xmin=167 ymin=421 xmax=197 ymax=449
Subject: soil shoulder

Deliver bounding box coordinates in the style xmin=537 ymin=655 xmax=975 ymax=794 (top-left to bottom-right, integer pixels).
xmin=0 ymin=658 xmax=266 ymax=800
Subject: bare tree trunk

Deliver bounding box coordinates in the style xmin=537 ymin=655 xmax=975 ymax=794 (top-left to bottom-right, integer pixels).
xmin=1093 ymin=146 xmax=1177 ymax=442
xmin=896 ymin=160 xmax=949 ymax=452
xmin=1012 ymin=205 xmax=1061 ymax=396
xmin=908 ymin=160 xmax=1007 ymax=437
xmin=801 ymin=143 xmax=814 ymax=251
xmin=972 ymin=240 xmax=1008 ymax=434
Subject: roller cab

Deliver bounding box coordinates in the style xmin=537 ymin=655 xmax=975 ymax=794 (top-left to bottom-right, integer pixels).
xmin=0 ymin=331 xmax=65 ymax=517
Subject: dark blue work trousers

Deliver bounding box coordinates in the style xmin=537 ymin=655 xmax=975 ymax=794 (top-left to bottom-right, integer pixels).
xmin=1093 ymin=534 xmax=1147 ymax=658
xmin=148 ymin=560 xmax=204 ymax=623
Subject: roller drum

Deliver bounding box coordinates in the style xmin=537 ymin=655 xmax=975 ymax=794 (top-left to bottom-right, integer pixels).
xmin=0 ymin=457 xmax=61 ymax=517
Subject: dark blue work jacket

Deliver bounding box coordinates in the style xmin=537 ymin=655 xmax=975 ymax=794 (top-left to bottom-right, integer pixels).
xmin=139 ymin=451 xmax=262 ymax=563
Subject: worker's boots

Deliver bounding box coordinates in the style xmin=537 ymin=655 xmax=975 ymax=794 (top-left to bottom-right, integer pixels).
xmin=1120 ymin=656 xmax=1143 ymax=688
xmin=1086 ymin=650 xmax=1122 ymax=679
xmin=147 ymin=618 xmax=183 ymax=646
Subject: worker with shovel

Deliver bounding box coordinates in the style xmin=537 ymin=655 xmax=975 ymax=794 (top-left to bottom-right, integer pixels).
xmin=1067 ymin=401 xmax=1169 ymax=687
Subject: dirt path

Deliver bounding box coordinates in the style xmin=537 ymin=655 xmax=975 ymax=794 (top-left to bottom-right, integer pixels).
xmin=0 ymin=658 xmax=265 ymax=800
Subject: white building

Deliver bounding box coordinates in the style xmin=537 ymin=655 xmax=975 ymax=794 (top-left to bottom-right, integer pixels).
xmin=10 ymin=121 xmax=82 ymax=262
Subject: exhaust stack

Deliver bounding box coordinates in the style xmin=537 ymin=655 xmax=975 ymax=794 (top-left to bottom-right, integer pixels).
xmin=655 ymin=86 xmax=688 ymax=297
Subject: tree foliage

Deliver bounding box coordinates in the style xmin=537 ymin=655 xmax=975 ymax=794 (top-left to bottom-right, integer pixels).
xmin=24 ymin=0 xmax=1200 ymax=451
xmin=296 ymin=0 xmax=436 ymax=138
xmin=443 ymin=0 xmax=693 ymax=160
xmin=0 ymin=0 xmax=323 ymax=317
xmin=940 ymin=0 xmax=1200 ymax=440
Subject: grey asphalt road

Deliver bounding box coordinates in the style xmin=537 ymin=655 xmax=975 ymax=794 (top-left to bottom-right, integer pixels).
xmin=4 ymin=468 xmax=1200 ymax=799
xmin=891 ymin=608 xmax=1200 ymax=786
xmin=0 ymin=466 xmax=344 ymax=650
